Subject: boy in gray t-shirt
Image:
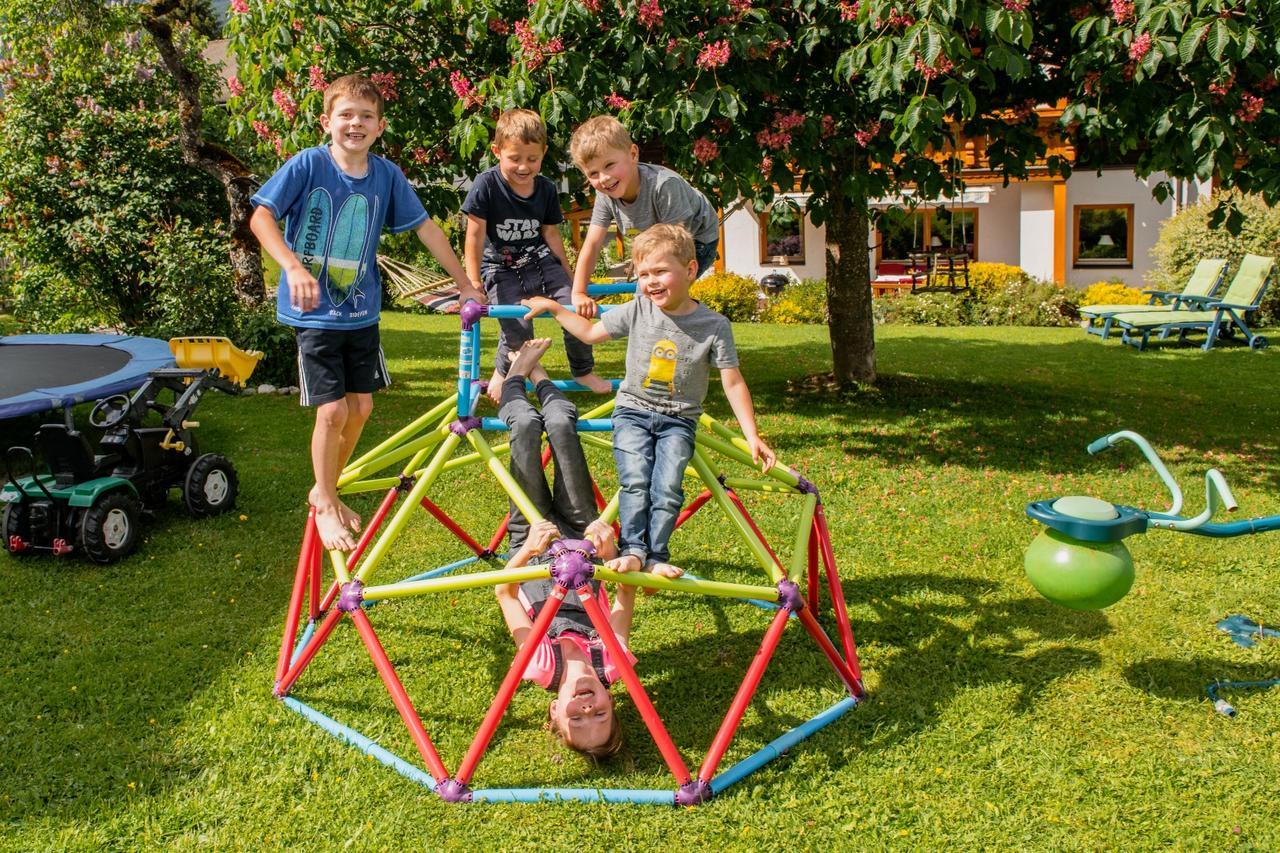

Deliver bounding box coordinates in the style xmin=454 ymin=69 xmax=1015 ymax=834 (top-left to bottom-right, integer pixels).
xmin=567 ymin=116 xmax=720 ymax=323
xmin=523 ymin=224 xmax=776 ymax=576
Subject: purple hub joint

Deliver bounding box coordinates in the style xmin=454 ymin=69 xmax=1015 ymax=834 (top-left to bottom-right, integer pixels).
xmin=436 ymin=778 xmax=473 ymax=803
xmin=448 ymin=416 xmax=482 ymax=437
xmin=795 ymin=475 xmax=819 ymax=497
xmin=549 ymin=538 xmax=596 ymax=588
xmin=459 ymin=300 xmax=487 ymax=331
xmin=396 ymin=474 xmax=416 ymax=493
xmin=336 ymin=580 xmax=365 ymax=613
xmin=675 ymin=778 xmax=713 ymax=806
xmin=776 ymin=578 xmax=805 ymax=613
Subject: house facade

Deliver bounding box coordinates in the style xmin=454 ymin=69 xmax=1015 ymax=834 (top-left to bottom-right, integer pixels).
xmin=722 ymin=168 xmax=1210 ymax=289
xmin=718 ymin=107 xmax=1212 ymax=289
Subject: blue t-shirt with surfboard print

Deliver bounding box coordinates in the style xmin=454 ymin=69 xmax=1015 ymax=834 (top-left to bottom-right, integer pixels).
xmin=252 ymin=145 xmax=429 ymax=330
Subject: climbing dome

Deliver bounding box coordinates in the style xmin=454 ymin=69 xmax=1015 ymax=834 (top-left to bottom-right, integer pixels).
xmin=273 ymin=286 xmax=864 ymax=804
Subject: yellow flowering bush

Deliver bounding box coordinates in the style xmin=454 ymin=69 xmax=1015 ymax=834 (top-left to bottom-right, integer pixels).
xmin=1080 ymin=281 xmax=1146 ymax=306
xmin=968 ymin=262 xmax=1032 ymax=300
xmin=690 ymin=272 xmax=760 ymax=321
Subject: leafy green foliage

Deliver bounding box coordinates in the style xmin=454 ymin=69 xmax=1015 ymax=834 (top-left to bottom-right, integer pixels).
xmin=0 ymin=1 xmax=228 ymax=330
xmin=1061 ymin=1 xmax=1280 ymax=206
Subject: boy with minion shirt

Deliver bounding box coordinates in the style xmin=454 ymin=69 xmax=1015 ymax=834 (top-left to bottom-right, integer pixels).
xmin=523 ymin=224 xmax=776 ymax=577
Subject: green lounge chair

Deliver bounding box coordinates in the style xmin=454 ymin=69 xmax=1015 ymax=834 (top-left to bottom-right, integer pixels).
xmin=1113 ymin=253 xmax=1275 ymax=351
xmin=1079 ymin=258 xmax=1228 ymax=340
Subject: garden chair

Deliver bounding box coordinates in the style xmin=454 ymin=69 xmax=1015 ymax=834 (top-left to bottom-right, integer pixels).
xmin=1079 ymin=258 xmax=1228 ymax=340
xmin=1112 ymin=253 xmax=1275 ymax=351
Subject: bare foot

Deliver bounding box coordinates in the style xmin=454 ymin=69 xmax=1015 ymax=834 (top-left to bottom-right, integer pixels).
xmin=336 ymin=498 xmax=362 ymax=535
xmin=575 ymin=372 xmax=612 ymax=394
xmin=507 ymin=338 xmax=552 ymax=380
xmin=486 ymin=369 xmax=505 ymax=404
xmin=606 ymin=554 xmax=643 ymax=573
xmin=314 ymin=503 xmax=358 ymax=551
xmin=645 ymin=561 xmax=684 ymax=579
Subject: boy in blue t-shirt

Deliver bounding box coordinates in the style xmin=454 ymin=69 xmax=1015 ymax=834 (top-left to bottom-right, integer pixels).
xmin=462 ymin=109 xmax=612 ymax=403
xmin=250 ymin=73 xmax=480 ymax=552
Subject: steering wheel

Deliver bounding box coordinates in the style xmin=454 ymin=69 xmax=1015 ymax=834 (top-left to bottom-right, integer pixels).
xmin=89 ymin=394 xmax=133 ymax=429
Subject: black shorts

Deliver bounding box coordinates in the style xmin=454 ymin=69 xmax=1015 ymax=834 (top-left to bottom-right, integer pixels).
xmin=295 ymin=325 xmax=389 ymax=407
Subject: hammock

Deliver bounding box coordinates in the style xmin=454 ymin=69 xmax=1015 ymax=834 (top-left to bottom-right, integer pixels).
xmin=377 ymin=254 xmax=463 ymax=314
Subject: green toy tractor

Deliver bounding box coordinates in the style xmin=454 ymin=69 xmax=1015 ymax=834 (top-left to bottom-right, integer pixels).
xmin=2 ymin=337 xmax=261 ymax=564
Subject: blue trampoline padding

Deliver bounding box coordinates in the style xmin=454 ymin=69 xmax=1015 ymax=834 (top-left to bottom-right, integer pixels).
xmin=0 ymin=334 xmax=176 ymax=420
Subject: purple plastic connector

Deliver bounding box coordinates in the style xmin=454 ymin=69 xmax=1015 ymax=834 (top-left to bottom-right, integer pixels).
xmin=396 ymin=474 xmax=416 ymax=493
xmin=776 ymin=578 xmax=805 ymax=613
xmin=675 ymin=778 xmax=713 ymax=806
xmin=795 ymin=475 xmax=819 ymax=497
xmin=548 ymin=538 xmax=596 ymax=588
xmin=448 ymin=416 xmax=482 ymax=437
xmin=336 ymin=580 xmax=365 ymax=613
xmin=459 ymin=300 xmax=487 ymax=331
xmin=436 ymin=778 xmax=473 ymax=803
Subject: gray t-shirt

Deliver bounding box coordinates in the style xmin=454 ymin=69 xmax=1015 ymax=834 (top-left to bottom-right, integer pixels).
xmin=590 ymin=163 xmax=719 ymax=246
xmin=601 ymin=296 xmax=738 ymax=419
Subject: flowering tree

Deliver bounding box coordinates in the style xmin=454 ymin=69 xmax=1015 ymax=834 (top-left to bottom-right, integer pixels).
xmin=228 ymin=0 xmax=1278 ymax=386
xmin=0 ymin=0 xmax=229 ymax=329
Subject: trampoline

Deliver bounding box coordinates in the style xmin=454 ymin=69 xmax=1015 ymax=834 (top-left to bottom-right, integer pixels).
xmin=0 ymin=334 xmax=176 ymax=420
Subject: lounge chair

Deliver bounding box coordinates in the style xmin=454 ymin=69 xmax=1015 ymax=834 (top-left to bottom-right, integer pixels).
xmin=1079 ymin=258 xmax=1228 ymax=340
xmin=1112 ymin=253 xmax=1275 ymax=351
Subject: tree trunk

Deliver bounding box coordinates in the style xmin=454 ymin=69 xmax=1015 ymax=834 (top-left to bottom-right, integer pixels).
xmin=824 ymin=186 xmax=876 ymax=386
xmin=141 ymin=1 xmax=265 ymax=305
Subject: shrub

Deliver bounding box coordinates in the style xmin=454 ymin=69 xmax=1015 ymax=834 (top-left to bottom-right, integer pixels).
xmin=690 ymin=272 xmax=759 ymax=321
xmin=968 ymin=262 xmax=1032 ymax=300
xmin=1080 ymin=280 xmax=1146 ymax=307
xmin=759 ymin=278 xmax=828 ymax=324
xmin=7 ymin=264 xmax=118 ymax=332
xmin=233 ymin=302 xmax=298 ymax=388
xmin=979 ymin=280 xmax=1080 ymax=327
xmin=140 ymin=219 xmax=240 ymax=340
xmin=879 ymin=291 xmax=976 ymax=326
xmin=1151 ymin=191 xmax=1280 ymax=324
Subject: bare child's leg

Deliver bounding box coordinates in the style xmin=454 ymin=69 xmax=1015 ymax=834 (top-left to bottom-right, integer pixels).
xmin=309 ymin=392 xmax=373 ymax=550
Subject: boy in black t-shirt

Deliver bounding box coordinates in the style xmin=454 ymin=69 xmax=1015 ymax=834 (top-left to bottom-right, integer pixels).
xmin=462 ymin=109 xmax=612 ymax=402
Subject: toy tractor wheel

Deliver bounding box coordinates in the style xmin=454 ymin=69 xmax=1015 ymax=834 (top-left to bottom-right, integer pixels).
xmin=80 ymin=492 xmax=141 ymax=564
xmin=184 ymin=453 xmax=239 ymax=518
xmin=2 ymin=502 xmax=34 ymax=557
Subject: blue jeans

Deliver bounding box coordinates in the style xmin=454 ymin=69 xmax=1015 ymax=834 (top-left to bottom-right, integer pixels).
xmin=611 ymin=407 xmax=696 ymax=565
xmin=695 ymin=240 xmax=720 ymax=278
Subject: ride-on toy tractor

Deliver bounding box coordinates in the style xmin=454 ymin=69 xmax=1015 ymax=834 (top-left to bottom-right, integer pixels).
xmin=1 ymin=337 xmax=262 ymax=563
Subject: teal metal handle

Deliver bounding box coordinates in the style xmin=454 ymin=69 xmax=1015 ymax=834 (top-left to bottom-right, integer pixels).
xmin=1149 ymin=469 xmax=1238 ymax=532
xmin=1087 ymin=430 xmax=1183 ymax=515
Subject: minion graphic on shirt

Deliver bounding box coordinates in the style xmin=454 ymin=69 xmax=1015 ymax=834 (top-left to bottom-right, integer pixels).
xmin=643 ymin=339 xmax=678 ymax=396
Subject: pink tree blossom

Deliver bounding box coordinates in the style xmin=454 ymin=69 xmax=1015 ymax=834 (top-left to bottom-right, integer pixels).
xmin=228 ymin=75 xmax=244 ymax=97
xmin=638 ymin=0 xmax=663 ymax=28
xmin=693 ymin=137 xmax=719 ymax=164
xmin=308 ymin=66 xmax=327 ymax=91
xmin=696 ymin=39 xmax=730 ymax=70
xmin=229 ymin=0 xmax=249 ymax=13
xmin=1128 ymin=32 xmax=1151 ymax=62
xmin=369 ymin=71 xmax=398 ymax=101
xmin=604 ymin=91 xmax=632 ymax=109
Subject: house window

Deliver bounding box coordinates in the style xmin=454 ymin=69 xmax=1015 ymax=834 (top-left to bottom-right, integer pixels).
xmin=876 ymin=207 xmax=979 ymax=262
xmin=1074 ymin=204 xmax=1133 ymax=267
xmin=759 ymin=204 xmax=805 ymax=265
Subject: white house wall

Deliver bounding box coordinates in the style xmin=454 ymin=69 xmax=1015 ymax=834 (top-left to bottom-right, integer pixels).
xmin=721 ymin=203 xmax=827 ymax=281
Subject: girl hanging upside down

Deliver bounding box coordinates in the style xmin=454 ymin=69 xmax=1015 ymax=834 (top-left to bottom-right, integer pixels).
xmin=492 ymin=338 xmax=680 ymax=760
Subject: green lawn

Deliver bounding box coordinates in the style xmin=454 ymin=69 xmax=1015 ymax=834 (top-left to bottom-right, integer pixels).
xmin=3 ymin=314 xmax=1278 ymax=849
